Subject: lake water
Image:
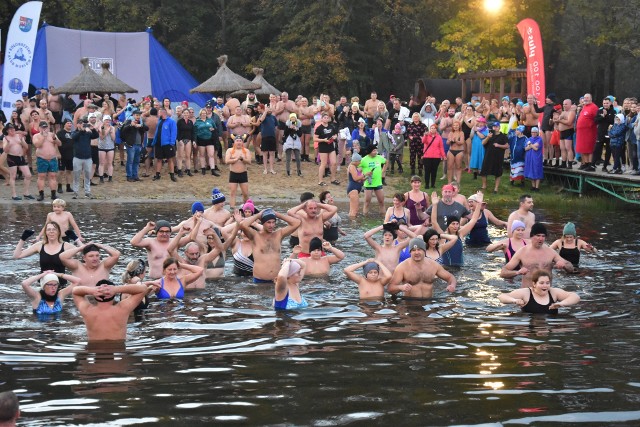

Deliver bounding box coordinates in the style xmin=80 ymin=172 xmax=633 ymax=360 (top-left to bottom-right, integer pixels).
xmin=1 ymin=201 xmax=640 ymax=426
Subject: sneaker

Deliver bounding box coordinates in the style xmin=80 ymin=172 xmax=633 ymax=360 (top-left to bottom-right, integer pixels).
xmin=297 ymin=171 xmax=303 ymax=177
xmin=439 ymin=175 xmax=446 ymax=180
xmin=36 ymin=192 xmax=45 ymax=201
xmin=270 ymin=170 xmax=277 ymax=175
xmin=90 ymin=181 xmax=97 ymax=186
xmin=614 ymin=169 xmax=623 ymax=174
xmin=23 ymin=194 xmax=35 ymax=200
xmin=72 ymin=193 xmax=78 ymax=199
xmin=585 ymin=165 xmax=596 ymax=172
xmin=186 ymin=170 xmax=193 ymax=177
xmin=263 ymin=170 xmax=268 ymax=175
xmin=108 ymin=176 xmax=113 ymax=183
xmin=11 ymin=196 xmax=22 ymax=201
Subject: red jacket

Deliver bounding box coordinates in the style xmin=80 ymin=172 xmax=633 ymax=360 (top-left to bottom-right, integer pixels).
xmin=422 ymin=133 xmax=445 ymax=159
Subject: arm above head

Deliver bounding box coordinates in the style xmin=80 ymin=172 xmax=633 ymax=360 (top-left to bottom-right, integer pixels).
xmin=364 ymin=225 xmax=383 ymax=249
xmin=277 ymin=212 xmax=302 ymax=237
xmin=21 ymin=271 xmax=51 ymax=300
xmin=318 ymin=202 xmax=338 ymax=220
xmin=59 ymin=243 xmax=85 ymax=270
xmin=239 ymin=212 xmax=261 ymax=239
xmin=130 ymin=222 xmax=155 ymax=247
xmin=343 ymin=259 xmax=369 ymax=283
xmin=458 ymin=192 xmax=484 ymax=237
xmin=180 ymin=263 xmax=204 ymax=285
xmin=96 ymin=242 xmax=121 ymax=270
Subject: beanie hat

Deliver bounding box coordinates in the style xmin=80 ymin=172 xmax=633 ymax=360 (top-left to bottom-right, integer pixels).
xmin=242 ymin=199 xmax=255 ymax=214
xmin=363 ymin=261 xmax=380 ymax=277
xmin=511 ymin=220 xmax=526 ymax=233
xmin=40 ymin=273 xmax=59 ymax=289
xmin=154 ymin=220 xmax=171 ymax=232
xmin=261 ymin=208 xmax=276 ymax=223
xmin=408 ymin=237 xmax=426 ymax=252
xmin=211 ymin=188 xmax=225 ymax=205
xmin=191 ymin=201 xmax=205 ymax=214
xmin=530 ymin=222 xmax=547 ymax=236
xmin=563 ymin=222 xmax=576 ymax=236
xmin=351 ymin=152 xmax=362 ymax=162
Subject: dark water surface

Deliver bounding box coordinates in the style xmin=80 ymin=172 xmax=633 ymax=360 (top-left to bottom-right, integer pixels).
xmin=1 ymin=201 xmax=640 ymax=426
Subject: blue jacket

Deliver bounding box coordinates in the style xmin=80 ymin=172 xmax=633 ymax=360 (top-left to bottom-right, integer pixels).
xmin=152 ymin=117 xmax=177 ymax=146
xmin=609 ymin=122 xmax=627 ymax=147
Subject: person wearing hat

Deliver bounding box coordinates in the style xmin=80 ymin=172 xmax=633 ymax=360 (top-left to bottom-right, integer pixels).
xmin=464 ymin=192 xmax=506 ymax=247
xmin=121 ymin=109 xmax=149 ymax=182
xmin=274 ymin=258 xmax=308 ymax=310
xmin=469 ymin=116 xmax=489 ymax=178
xmin=73 ymin=279 xmax=149 ymax=342
xmin=343 ymin=258 xmax=392 ymax=300
xmin=282 ymin=113 xmax=303 ymax=177
xmin=174 ymin=201 xmax=216 ymax=247
xmin=388 ymin=237 xmax=457 ymax=299
xmin=58 ymin=241 xmax=120 ymax=287
xmin=498 ymin=269 xmax=580 ymax=314
xmin=607 ymin=113 xmax=628 ymax=174
xmin=97 ymin=114 xmax=116 ymax=183
xmin=240 ymin=208 xmax=301 ymax=283
xmin=507 ymin=125 xmax=527 ymax=185
xmin=425 ymin=184 xmax=471 ymax=231
xmin=70 ymin=116 xmax=99 ymax=199
xmin=203 ymin=188 xmax=232 ymax=226
xmin=501 ymin=222 xmax=573 ymax=287
xmin=347 ymin=152 xmax=366 ymax=218
xmin=486 ymin=219 xmax=530 ymax=263
xmin=479 ymin=121 xmax=509 ymax=194
xmin=549 ymin=222 xmax=597 ymax=270
xmin=364 ymin=222 xmax=417 ymax=272
xmin=20 ymin=270 xmax=81 ymax=316
xmin=130 ymin=220 xmax=174 ymax=279
xmin=524 ymin=127 xmax=544 ymax=191
xmin=294 ymin=238 xmax=345 ymax=277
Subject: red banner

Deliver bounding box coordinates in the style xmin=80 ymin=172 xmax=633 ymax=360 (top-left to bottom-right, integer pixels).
xmin=517 ymin=19 xmax=545 ymax=102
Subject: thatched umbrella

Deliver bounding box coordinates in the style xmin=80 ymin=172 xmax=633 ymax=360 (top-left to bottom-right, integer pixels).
xmin=190 ymin=55 xmax=261 ymax=95
xmin=51 ymin=58 xmax=113 ymax=95
xmin=231 ymin=67 xmax=281 ymax=98
xmin=100 ymin=63 xmax=138 ymax=94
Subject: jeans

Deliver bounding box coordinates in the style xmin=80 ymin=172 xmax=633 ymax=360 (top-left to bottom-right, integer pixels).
xmin=126 ymin=144 xmax=142 ymax=178
xmin=612 ymin=145 xmax=623 ymax=170
xmin=628 ymin=139 xmax=638 ymax=171
xmin=73 ymin=157 xmax=93 ymax=194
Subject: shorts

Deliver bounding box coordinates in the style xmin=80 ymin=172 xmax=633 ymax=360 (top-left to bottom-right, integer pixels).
xmin=196 ymin=137 xmax=213 ymax=147
xmin=364 ymin=185 xmax=383 ymax=191
xmin=52 ymin=111 xmax=63 ymax=124
xmin=261 ymin=136 xmax=276 ymax=152
xmin=7 ymin=154 xmax=27 ymax=167
xmin=229 ymin=171 xmax=248 ymax=184
xmin=300 ymin=124 xmax=312 ymax=135
xmin=318 ymin=142 xmax=336 ymax=154
xmin=253 ymin=277 xmax=274 ymax=284
xmin=155 ymin=144 xmax=176 ymax=160
xmin=560 ymin=128 xmax=574 ymax=140
xmin=278 ymin=120 xmax=287 ymax=131
xmin=58 ymin=156 xmax=73 ymax=171
xmin=36 ymin=157 xmax=59 ymax=173
xmin=91 ymin=146 xmax=99 ymax=164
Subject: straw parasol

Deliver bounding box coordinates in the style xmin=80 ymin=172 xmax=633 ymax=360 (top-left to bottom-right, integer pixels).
xmin=230 ymin=67 xmax=281 ymax=98
xmin=190 ymin=55 xmax=261 ymax=94
xmin=51 ymin=58 xmax=114 ymax=95
xmin=100 ymin=63 xmax=138 ymax=94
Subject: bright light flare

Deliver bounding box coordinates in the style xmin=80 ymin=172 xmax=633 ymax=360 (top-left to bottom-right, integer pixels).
xmin=483 ymin=0 xmax=504 ymax=13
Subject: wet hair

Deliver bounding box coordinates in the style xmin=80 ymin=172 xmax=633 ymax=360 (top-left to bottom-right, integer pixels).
xmin=519 ymin=194 xmax=532 ymax=204
xmin=531 ymin=269 xmax=551 ymax=284
xmin=300 ymin=192 xmax=315 ymax=203
xmin=0 ymin=390 xmax=19 ymax=422
xmin=82 ymin=243 xmax=100 ymax=255
xmin=43 ymin=221 xmax=63 ymax=244
xmin=319 ymin=191 xmax=331 ymax=203
xmin=122 ymin=259 xmax=146 ymax=283
xmin=393 ymin=192 xmax=405 ymax=202
xmin=163 ymin=257 xmax=179 ymax=270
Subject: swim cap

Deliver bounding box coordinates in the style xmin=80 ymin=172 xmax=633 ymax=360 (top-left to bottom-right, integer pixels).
xmin=446 ymin=216 xmax=460 ymax=227
xmin=155 ymin=220 xmax=172 ymax=232
xmin=191 ymin=201 xmax=205 ymax=214
xmin=287 ymin=260 xmax=301 ymax=277
xmin=563 ymin=222 xmax=576 ymax=236
xmin=211 ymin=188 xmax=226 ymax=205
xmin=516 ymin=125 xmax=525 ymax=132
xmin=530 ymin=222 xmax=547 ymax=236
xmin=409 ymin=237 xmax=426 ymax=252
xmin=531 ymin=127 xmax=539 ymax=133
xmin=351 ymin=152 xmax=362 ymax=162
xmin=309 ymin=237 xmax=323 ymax=253
xmin=242 ymin=199 xmax=255 ymax=214
xmin=517 ymin=101 xmax=524 ymax=107
xmin=363 ymin=261 xmax=380 ymax=277
xmin=261 ymin=208 xmax=276 ymax=223
xmin=511 ymin=220 xmax=526 ymax=233
xmin=40 ymin=273 xmax=59 ymax=289
xmin=442 ymin=184 xmax=454 ymax=192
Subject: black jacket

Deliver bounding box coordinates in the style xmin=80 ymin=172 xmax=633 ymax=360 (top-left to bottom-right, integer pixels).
xmin=120 ymin=119 xmax=149 ymax=146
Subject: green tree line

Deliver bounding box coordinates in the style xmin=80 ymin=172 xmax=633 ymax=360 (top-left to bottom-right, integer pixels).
xmin=2 ymin=0 xmax=640 ymax=101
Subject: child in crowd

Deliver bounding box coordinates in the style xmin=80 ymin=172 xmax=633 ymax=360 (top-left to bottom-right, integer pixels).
xmin=608 ymin=114 xmax=627 ymax=174
xmin=388 ymin=123 xmax=405 ymax=174
xmin=38 ymin=199 xmax=83 ymax=243
xmin=343 ymin=258 xmax=391 ymax=300
xmin=524 ymin=127 xmax=544 ymax=191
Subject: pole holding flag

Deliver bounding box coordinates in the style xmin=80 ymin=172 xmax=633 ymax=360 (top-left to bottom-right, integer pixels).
xmin=516 ymin=18 xmax=545 ymax=102
xmin=1 ymin=1 xmax=43 ymax=119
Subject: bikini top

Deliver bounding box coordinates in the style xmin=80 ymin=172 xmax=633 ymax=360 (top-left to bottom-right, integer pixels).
xmin=157 ymin=277 xmax=185 ymax=300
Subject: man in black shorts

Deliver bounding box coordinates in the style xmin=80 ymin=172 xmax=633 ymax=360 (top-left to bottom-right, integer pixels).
xmin=56 ymin=120 xmax=74 ymax=193
xmin=151 ymin=108 xmax=178 ymax=182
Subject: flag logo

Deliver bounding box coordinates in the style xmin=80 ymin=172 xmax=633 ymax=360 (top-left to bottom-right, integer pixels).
xmin=19 ymin=16 xmax=33 ymax=32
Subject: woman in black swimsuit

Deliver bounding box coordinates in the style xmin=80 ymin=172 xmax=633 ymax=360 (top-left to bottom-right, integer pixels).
xmin=549 ymin=222 xmax=597 ymax=270
xmin=498 ymin=269 xmax=580 ymax=314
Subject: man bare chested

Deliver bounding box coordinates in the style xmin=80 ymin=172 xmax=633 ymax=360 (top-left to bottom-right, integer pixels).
xmin=240 ymin=208 xmax=300 ymax=282
xmin=176 ymin=202 xmax=215 ymax=247
xmin=275 ymin=92 xmax=297 ymax=157
xmin=364 ymin=223 xmax=416 ymax=272
xmin=388 ymin=238 xmax=457 ymax=299
xmin=363 ymin=92 xmax=379 ymax=125
xmin=73 ymin=99 xmax=91 ymax=128
xmin=226 ymin=106 xmax=252 ymax=138
xmin=3 ymin=124 xmax=33 ymax=200
xmin=506 ymin=194 xmax=535 ymax=238
xmin=59 ymin=242 xmax=121 ymax=284
xmin=287 ymin=199 xmax=338 ymax=255
xmin=32 ymin=121 xmax=61 ymax=201
xmin=167 ymin=223 xmax=225 ymax=288
xmin=501 ymin=222 xmax=572 ymax=287
xmin=130 ymin=221 xmax=172 ymax=279
xmin=204 ymin=190 xmax=232 ymax=226
xmin=38 ymin=99 xmax=55 ymax=127
xmin=521 ymin=95 xmax=539 ymax=136
xmin=554 ymin=99 xmax=577 ymax=168
xmin=73 ymin=280 xmax=147 ymax=342
xmin=48 ymin=87 xmax=63 ymax=132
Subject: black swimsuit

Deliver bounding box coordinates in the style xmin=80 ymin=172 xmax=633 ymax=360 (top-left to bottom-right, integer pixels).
xmin=559 ymin=243 xmax=580 ymax=266
xmin=522 ymin=288 xmax=558 ymax=314
xmin=39 ymin=244 xmax=67 ymax=285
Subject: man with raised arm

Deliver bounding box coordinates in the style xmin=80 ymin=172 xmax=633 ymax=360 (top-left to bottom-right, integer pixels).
xmin=286 ymin=199 xmax=337 ymax=256
xmin=130 ymin=220 xmax=173 ymax=279
xmin=59 ymin=242 xmax=120 ymax=285
xmin=240 ymin=208 xmax=301 ymax=283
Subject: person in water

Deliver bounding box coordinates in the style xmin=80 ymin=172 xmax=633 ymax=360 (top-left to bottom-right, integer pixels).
xmin=343 ymin=258 xmax=392 ymax=300
xmin=486 ymin=220 xmax=529 ymax=263
xmin=293 ymin=237 xmax=345 ymax=277
xmin=274 ymin=258 xmax=308 ymax=310
xmin=153 ymin=257 xmax=204 ymax=300
xmin=73 ymin=279 xmax=148 ymax=342
xmin=21 ymin=271 xmax=81 ymax=315
xmin=549 ymin=222 xmax=597 ymax=271
xmin=498 ymin=269 xmax=580 ymax=314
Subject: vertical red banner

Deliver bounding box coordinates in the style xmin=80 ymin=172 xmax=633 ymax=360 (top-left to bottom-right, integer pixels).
xmin=517 ymin=18 xmax=545 ymax=101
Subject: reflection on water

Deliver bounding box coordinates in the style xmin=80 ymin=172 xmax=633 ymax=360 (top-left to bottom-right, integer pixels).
xmin=1 ymin=202 xmax=640 ymax=425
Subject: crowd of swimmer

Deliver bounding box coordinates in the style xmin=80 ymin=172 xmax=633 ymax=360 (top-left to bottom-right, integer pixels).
xmin=12 ymin=178 xmax=597 ymax=341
